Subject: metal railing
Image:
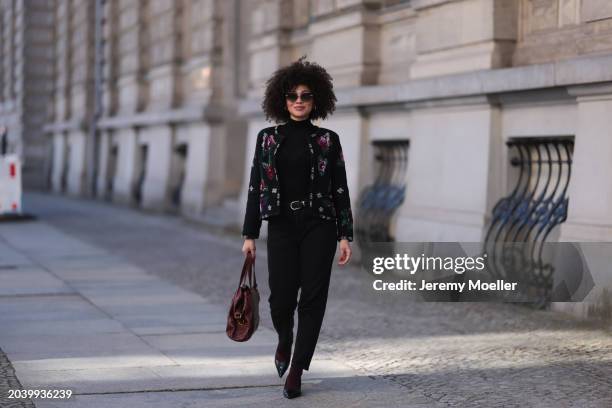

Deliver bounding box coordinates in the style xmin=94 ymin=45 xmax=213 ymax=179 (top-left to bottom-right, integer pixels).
xmin=483 ymin=136 xmax=574 ymax=306
xmin=356 ymin=140 xmax=409 ymax=243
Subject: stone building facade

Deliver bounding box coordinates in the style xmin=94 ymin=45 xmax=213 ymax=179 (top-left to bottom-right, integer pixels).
xmin=0 ymin=0 xmax=54 ymax=188
xmin=8 ymin=0 xmax=612 ymax=319
xmin=43 ymin=0 xmax=251 ymax=216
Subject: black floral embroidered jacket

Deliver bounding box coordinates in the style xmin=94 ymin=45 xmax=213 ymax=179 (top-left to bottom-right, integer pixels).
xmin=242 ymin=124 xmax=354 ymax=242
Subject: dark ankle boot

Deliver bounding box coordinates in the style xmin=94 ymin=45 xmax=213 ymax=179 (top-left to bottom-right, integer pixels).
xmin=274 ymin=345 xmax=290 ymax=378
xmin=283 ymin=365 xmax=303 ymax=399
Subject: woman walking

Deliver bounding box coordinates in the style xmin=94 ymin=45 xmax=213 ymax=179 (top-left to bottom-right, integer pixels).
xmin=241 ymin=56 xmax=354 ymax=399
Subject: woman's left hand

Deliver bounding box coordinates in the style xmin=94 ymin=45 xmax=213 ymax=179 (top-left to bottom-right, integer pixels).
xmin=338 ymin=239 xmax=352 ymax=265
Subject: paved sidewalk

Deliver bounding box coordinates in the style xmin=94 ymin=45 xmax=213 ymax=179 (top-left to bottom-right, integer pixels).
xmin=1 ymin=192 xmax=612 ymax=407
xmin=0 ymin=204 xmax=418 ymax=407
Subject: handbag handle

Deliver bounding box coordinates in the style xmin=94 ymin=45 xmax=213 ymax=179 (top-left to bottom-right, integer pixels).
xmin=239 ymin=252 xmax=257 ymax=289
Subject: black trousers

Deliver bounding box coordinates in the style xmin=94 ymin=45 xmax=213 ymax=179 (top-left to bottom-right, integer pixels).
xmin=266 ymin=208 xmax=337 ymax=370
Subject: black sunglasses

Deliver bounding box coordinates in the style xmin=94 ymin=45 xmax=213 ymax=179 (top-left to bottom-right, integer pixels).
xmin=285 ymin=91 xmax=314 ymax=102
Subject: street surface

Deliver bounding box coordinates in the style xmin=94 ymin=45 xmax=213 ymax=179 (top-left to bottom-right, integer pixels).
xmin=0 ymin=192 xmax=611 ymax=407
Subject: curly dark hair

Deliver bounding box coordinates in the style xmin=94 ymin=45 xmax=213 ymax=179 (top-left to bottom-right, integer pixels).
xmin=261 ymin=56 xmax=337 ymax=123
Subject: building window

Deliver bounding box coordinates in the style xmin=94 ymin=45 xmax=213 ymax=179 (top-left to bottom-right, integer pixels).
xmin=356 ymin=139 xmax=409 ymax=243
xmin=483 ymin=136 xmax=574 ymax=305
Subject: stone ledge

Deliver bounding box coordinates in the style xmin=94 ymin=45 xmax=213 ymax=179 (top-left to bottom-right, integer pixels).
xmin=96 ymin=104 xmax=229 ymax=129
xmin=239 ymin=53 xmax=612 ymax=116
xmin=43 ymin=119 xmax=86 ymax=134
xmin=411 ymin=0 xmax=458 ymax=11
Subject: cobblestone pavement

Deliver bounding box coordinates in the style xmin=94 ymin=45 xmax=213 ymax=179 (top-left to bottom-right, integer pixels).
xmin=17 ymin=192 xmax=612 ymax=407
xmin=0 ymin=346 xmax=35 ymax=408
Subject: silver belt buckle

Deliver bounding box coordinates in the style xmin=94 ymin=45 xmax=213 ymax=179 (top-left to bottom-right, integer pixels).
xmin=289 ymin=200 xmax=303 ymax=211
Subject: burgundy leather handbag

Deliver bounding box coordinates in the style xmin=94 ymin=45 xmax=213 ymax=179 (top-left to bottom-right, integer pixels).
xmin=226 ymin=252 xmax=260 ymax=342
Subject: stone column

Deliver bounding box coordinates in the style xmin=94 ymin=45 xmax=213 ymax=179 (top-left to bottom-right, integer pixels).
xmin=179 ymin=0 xmax=249 ymax=219
xmin=47 ymin=1 xmax=71 ymax=193
xmin=145 ymin=0 xmax=182 ymax=112
xmin=116 ymin=0 xmax=148 ymax=114
xmin=137 ymin=0 xmax=183 ymax=211
xmin=247 ymin=0 xmax=294 ymax=99
xmin=0 ymin=0 xmax=22 ymax=156
xmin=553 ymin=84 xmax=612 ymax=319
xmin=104 ymin=0 xmax=149 ymax=205
xmin=20 ymin=1 xmax=54 ymax=189
xmin=562 ymin=85 xmax=612 ymax=241
xmin=410 ymin=0 xmax=518 ymax=78
xmin=63 ymin=1 xmax=95 ymax=196
xmin=309 ymin=0 xmax=383 ymax=87
xmin=178 ymin=0 xmax=221 ymax=215
xmin=0 ymin=3 xmax=8 ymax=106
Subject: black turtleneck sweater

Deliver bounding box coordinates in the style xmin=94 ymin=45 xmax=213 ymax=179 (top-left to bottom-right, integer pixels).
xmin=277 ymin=117 xmax=316 ymax=210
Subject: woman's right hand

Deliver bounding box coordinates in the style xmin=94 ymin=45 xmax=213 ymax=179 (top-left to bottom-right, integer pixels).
xmin=242 ymin=238 xmax=256 ymax=259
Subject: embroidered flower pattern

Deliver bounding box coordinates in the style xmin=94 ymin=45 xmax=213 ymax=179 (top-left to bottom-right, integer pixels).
xmin=262 ymin=133 xmax=276 ymax=151
xmin=317 ymin=156 xmax=327 ymax=176
xmin=244 ymin=126 xmax=353 ymax=242
xmin=317 ymin=133 xmax=331 ymax=153
xmin=262 ymin=162 xmax=275 ymax=180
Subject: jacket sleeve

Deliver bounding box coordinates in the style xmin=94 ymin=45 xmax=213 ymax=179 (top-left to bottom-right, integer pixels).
xmin=330 ymin=132 xmax=354 ymax=242
xmin=242 ymin=131 xmax=263 ymax=239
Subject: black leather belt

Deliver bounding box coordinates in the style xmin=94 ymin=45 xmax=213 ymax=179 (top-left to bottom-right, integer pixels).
xmin=281 ymin=199 xmax=313 ymax=216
